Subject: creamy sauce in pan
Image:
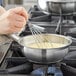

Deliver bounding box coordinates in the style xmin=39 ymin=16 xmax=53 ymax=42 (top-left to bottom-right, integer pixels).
xmin=27 ymin=42 xmax=65 ymax=49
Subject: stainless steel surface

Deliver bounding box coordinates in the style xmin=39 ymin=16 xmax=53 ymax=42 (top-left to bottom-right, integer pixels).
xmin=8 ymin=33 xmax=72 ymax=64
xmin=9 ymin=34 xmax=20 ymax=42
xmin=1 ymin=74 xmax=28 ymax=76
xmin=0 ymin=42 xmax=11 ymax=64
xmin=19 ymin=34 xmax=72 ymax=64
xmin=0 ymin=35 xmax=12 ymax=64
xmin=1 ymin=0 xmax=73 ymax=64
xmin=28 ymin=23 xmax=45 ymax=32
xmin=38 ymin=0 xmax=76 ymax=14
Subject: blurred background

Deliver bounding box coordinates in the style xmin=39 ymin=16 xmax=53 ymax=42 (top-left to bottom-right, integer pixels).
xmin=2 ymin=0 xmax=37 ymax=11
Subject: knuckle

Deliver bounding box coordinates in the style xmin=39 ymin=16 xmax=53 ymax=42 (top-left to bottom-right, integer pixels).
xmin=20 ymin=7 xmax=25 ymax=10
xmin=22 ymin=17 xmax=25 ymax=22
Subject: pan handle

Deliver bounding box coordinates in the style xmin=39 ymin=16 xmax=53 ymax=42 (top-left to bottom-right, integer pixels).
xmin=67 ymin=36 xmax=76 ymax=41
xmin=9 ymin=34 xmax=21 ymax=42
xmin=71 ymin=37 xmax=76 ymax=41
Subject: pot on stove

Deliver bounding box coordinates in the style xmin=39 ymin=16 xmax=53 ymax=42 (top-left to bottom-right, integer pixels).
xmin=6 ymin=21 xmax=72 ymax=64
xmin=38 ymin=0 xmax=76 ymax=14
xmin=9 ymin=33 xmax=72 ymax=64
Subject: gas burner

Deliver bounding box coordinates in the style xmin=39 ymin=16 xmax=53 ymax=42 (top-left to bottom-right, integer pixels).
xmin=32 ymin=65 xmax=63 ymax=76
xmin=62 ymin=20 xmax=75 ymax=24
xmin=0 ymin=40 xmax=75 ymax=76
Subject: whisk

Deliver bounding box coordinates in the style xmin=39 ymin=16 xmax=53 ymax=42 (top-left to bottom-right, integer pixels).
xmin=28 ymin=21 xmax=53 ymax=48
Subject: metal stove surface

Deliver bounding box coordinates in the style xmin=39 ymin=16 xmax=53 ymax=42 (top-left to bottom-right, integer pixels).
xmin=0 ymin=41 xmax=76 ymax=76
xmin=0 ymin=5 xmax=76 ymax=76
xmin=29 ymin=5 xmax=76 ymax=35
xmin=0 ymin=41 xmax=62 ymax=76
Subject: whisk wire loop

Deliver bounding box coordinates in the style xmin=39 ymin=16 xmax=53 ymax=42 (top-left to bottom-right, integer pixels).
xmin=28 ymin=22 xmax=53 ymax=48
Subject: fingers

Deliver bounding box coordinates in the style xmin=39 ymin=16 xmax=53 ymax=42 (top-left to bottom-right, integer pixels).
xmin=9 ymin=21 xmax=26 ymax=28
xmin=7 ymin=7 xmax=28 ymax=28
xmin=8 ymin=14 xmax=25 ymax=25
xmin=0 ymin=7 xmax=28 ymax=34
xmin=6 ymin=27 xmax=22 ymax=34
xmin=8 ymin=13 xmax=25 ymax=22
xmin=10 ymin=7 xmax=28 ymax=20
xmin=14 ymin=21 xmax=26 ymax=28
xmin=8 ymin=27 xmax=21 ymax=33
xmin=8 ymin=14 xmax=26 ymax=28
xmin=13 ymin=14 xmax=25 ymax=22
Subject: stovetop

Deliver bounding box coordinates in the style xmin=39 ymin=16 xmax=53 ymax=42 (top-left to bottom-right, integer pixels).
xmin=0 ymin=41 xmax=76 ymax=76
xmin=0 ymin=5 xmax=76 ymax=76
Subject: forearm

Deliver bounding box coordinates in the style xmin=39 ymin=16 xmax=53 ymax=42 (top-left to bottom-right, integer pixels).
xmin=0 ymin=17 xmax=12 ymax=43
xmin=0 ymin=6 xmax=12 ymax=45
xmin=0 ymin=6 xmax=28 ymax=43
xmin=0 ymin=6 xmax=6 ymax=15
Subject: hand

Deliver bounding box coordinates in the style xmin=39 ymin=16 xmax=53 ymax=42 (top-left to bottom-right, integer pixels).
xmin=0 ymin=7 xmax=28 ymax=34
xmin=0 ymin=6 xmax=6 ymax=15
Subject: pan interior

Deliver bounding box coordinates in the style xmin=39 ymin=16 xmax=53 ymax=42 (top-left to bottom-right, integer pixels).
xmin=19 ymin=34 xmax=71 ymax=49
